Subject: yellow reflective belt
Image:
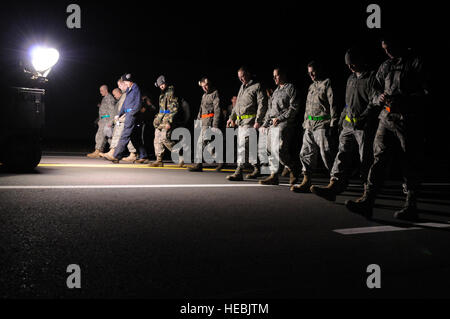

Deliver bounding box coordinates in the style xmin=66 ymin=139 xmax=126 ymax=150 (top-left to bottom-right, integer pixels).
xmin=237 ymin=114 xmax=256 ymax=120
xmin=345 ymin=115 xmax=358 ymax=123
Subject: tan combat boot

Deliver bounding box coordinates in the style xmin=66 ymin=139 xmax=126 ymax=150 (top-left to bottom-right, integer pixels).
xmin=87 ymin=149 xmax=101 ymax=158
xmin=149 ymin=157 xmax=164 ymax=167
xmin=245 ymin=165 xmax=260 ymax=179
xmin=259 ymin=173 xmax=279 ymax=185
xmin=122 ymin=152 xmax=137 ymax=162
xmin=345 ymin=184 xmax=375 ymax=219
xmin=310 ymin=179 xmax=342 ymax=202
xmin=281 ymin=167 xmax=290 ymax=177
xmin=100 ymin=148 xmax=114 ymax=158
xmin=104 ymin=152 xmax=119 ymax=163
xmin=135 ymin=158 xmax=149 ymax=164
xmin=290 ymin=173 xmax=311 ymax=193
xmin=226 ymin=166 xmax=243 ymax=181
xmin=188 ymin=163 xmax=203 ymax=172
xmin=177 ymin=160 xmax=185 ymax=168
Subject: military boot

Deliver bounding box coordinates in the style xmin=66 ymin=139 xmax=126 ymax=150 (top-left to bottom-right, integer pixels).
xmin=87 ymin=149 xmax=101 ymax=158
xmin=149 ymin=157 xmax=164 ymax=167
xmin=135 ymin=158 xmax=149 ymax=164
xmin=290 ymin=173 xmax=311 ymax=193
xmin=122 ymin=152 xmax=137 ymax=162
xmin=281 ymin=167 xmax=290 ymax=177
xmin=288 ymin=167 xmax=300 ymax=186
xmin=99 ymin=148 xmax=114 ymax=158
xmin=245 ymin=165 xmax=260 ymax=179
xmin=177 ymin=160 xmax=185 ymax=168
xmin=215 ymin=163 xmax=224 ymax=172
xmin=259 ymin=173 xmax=279 ymax=185
xmin=226 ymin=166 xmax=243 ymax=181
xmin=310 ymin=179 xmax=343 ymax=202
xmin=188 ymin=163 xmax=203 ymax=172
xmin=104 ymin=153 xmax=119 ymax=163
xmin=345 ymin=184 xmax=375 ymax=219
xmin=394 ymin=190 xmax=418 ymax=221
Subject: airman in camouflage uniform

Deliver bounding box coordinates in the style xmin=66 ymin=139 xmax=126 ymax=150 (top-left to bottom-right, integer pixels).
xmin=311 ymin=48 xmax=381 ymax=201
xmin=346 ymin=38 xmax=429 ymax=221
xmin=259 ymin=68 xmax=300 ymax=185
xmin=149 ymin=75 xmax=184 ymax=167
xmin=226 ymin=66 xmax=268 ymax=181
xmin=87 ymin=85 xmax=116 ymax=158
xmin=291 ymin=61 xmax=339 ymax=193
xmin=188 ymin=77 xmax=222 ymax=172
xmin=100 ymin=81 xmax=137 ymax=160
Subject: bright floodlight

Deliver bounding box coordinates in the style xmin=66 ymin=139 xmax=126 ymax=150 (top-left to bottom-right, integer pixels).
xmin=30 ymin=46 xmax=59 ymax=73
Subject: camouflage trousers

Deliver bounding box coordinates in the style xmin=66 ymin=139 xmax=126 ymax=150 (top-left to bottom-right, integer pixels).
xmin=330 ymin=127 xmax=374 ymax=183
xmin=367 ymin=118 xmax=424 ymax=194
xmin=265 ymin=124 xmax=298 ymax=174
xmin=95 ymin=118 xmax=112 ymax=151
xmin=194 ymin=126 xmax=220 ymax=164
xmin=299 ymin=128 xmax=335 ymax=175
xmin=154 ymin=128 xmax=176 ymax=159
xmin=111 ymin=121 xmax=136 ymax=153
xmin=236 ymin=126 xmax=265 ymax=167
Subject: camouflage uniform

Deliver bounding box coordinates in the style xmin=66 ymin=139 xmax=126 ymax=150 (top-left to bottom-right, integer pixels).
xmin=330 ymin=71 xmax=380 ymax=184
xmin=195 ymin=89 xmax=221 ymax=162
xmin=366 ymin=53 xmax=428 ymax=195
xmin=262 ymin=83 xmax=300 ymax=174
xmin=229 ymin=79 xmax=267 ymax=167
xmin=153 ymin=85 xmax=179 ymax=159
xmin=110 ymin=93 xmax=136 ymax=153
xmin=300 ymin=78 xmax=338 ymax=175
xmin=95 ymin=93 xmax=116 ymax=151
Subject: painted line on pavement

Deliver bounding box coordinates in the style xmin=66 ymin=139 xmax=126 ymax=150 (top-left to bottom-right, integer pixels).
xmin=334 ymin=221 xmax=450 ymax=235
xmin=0 ymin=184 xmax=272 ymax=190
xmin=37 ymin=163 xmax=235 ymax=171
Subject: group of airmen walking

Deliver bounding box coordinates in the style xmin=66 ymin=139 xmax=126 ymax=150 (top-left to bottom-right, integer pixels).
xmin=86 ymin=36 xmax=428 ymax=222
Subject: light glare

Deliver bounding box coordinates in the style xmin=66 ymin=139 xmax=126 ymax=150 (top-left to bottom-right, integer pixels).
xmin=30 ymin=46 xmax=60 ymax=72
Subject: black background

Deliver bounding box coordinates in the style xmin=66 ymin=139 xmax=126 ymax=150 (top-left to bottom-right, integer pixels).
xmin=0 ymin=1 xmax=447 ymax=154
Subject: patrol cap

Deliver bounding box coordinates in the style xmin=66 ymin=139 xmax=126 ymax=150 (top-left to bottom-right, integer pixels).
xmin=155 ymin=75 xmax=166 ymax=87
xmin=121 ymin=73 xmax=134 ymax=82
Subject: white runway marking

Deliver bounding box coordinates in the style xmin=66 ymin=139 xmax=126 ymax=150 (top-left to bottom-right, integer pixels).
xmin=334 ymin=222 xmax=450 ymax=235
xmin=0 ymin=184 xmax=272 ymax=190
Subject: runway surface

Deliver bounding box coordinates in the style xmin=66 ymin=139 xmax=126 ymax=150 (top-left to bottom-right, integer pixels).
xmin=1 ymin=155 xmax=450 ymax=298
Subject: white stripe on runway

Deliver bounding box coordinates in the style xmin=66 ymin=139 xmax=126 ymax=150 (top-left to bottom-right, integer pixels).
xmin=0 ymin=184 xmax=272 ymax=190
xmin=335 ymin=222 xmax=450 ymax=235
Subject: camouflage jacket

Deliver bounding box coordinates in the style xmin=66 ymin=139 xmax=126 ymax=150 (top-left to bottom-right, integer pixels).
xmin=263 ymin=83 xmax=299 ymax=128
xmin=197 ymin=89 xmax=221 ymax=128
xmin=99 ymin=93 xmax=116 ymax=124
xmin=154 ymin=85 xmax=179 ymax=129
xmin=375 ymin=53 xmax=429 ymax=123
xmin=303 ymin=78 xmax=338 ymax=130
xmin=230 ymin=80 xmax=267 ymax=127
xmin=340 ymin=71 xmax=381 ymax=129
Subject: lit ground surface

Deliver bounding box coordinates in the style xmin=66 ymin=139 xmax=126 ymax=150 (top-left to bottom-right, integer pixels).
xmin=1 ymin=155 xmax=450 ymax=298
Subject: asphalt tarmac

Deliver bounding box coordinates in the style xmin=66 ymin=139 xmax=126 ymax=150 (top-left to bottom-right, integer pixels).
xmin=1 ymin=155 xmax=450 ymax=299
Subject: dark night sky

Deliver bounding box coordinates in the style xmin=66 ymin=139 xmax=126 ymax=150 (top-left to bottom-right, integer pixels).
xmin=0 ymin=1 xmax=447 ymax=148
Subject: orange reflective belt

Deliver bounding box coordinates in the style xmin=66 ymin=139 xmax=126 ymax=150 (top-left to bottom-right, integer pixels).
xmin=201 ymin=113 xmax=214 ymax=118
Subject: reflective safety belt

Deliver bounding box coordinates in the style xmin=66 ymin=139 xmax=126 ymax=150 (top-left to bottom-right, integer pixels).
xmin=345 ymin=115 xmax=358 ymax=123
xmin=201 ymin=113 xmax=214 ymax=118
xmin=159 ymin=110 xmax=171 ymax=114
xmin=237 ymin=114 xmax=256 ymax=120
xmin=100 ymin=115 xmax=111 ymax=119
xmin=308 ymin=114 xmax=330 ymax=121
